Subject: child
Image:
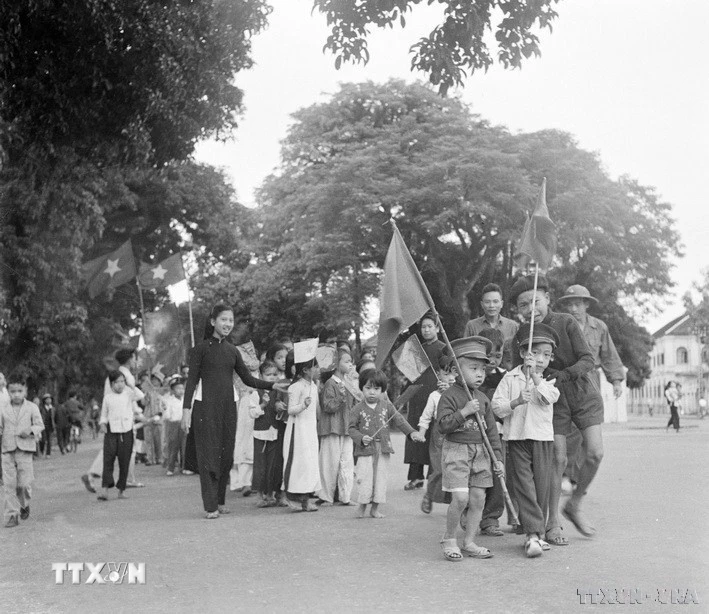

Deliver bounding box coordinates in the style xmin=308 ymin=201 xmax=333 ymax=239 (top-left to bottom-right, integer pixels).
xmin=317 ymin=349 xmax=356 ymax=506
xmin=251 ymin=360 xmax=286 ymax=507
xmin=418 ymin=355 xmax=456 ymax=514
xmin=283 ymin=357 xmax=321 ymax=512
xmin=265 ymin=344 xmax=289 ymax=379
xmin=38 ymin=394 xmax=55 ymax=457
xmin=231 ymin=368 xmax=259 ymax=496
xmin=0 ymin=372 xmax=44 ymax=527
xmin=477 ymin=327 xmax=509 ymax=537
xmin=492 ymin=324 xmax=560 ymax=557
xmin=437 ymin=337 xmax=504 ymax=561
xmin=163 ymin=376 xmax=186 ymax=476
xmin=98 ymin=370 xmax=144 ymax=501
xmin=349 ymin=369 xmax=425 ymax=518
xmin=404 ymin=313 xmax=446 ymax=490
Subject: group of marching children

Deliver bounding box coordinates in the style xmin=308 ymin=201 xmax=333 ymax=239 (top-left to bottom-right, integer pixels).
xmin=239 ymin=337 xmax=425 ymax=516
xmin=410 ymin=310 xmax=564 ymax=561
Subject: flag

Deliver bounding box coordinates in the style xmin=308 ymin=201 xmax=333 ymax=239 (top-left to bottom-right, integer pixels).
xmin=293 ymin=338 xmax=318 ymax=364
xmin=236 ymin=341 xmax=260 ymax=372
xmin=392 ymin=335 xmax=430 ymax=382
xmin=81 ymin=239 xmax=137 ymax=299
xmin=515 ymin=178 xmax=557 ymax=271
xmin=375 ymin=222 xmax=433 ymax=367
xmin=138 ymin=253 xmax=185 ymax=289
xmin=315 ymin=345 xmax=338 ymax=372
xmin=140 ymin=305 xmax=190 ymax=378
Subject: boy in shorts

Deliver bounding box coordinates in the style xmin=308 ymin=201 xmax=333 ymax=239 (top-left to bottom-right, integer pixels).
xmin=437 ymin=337 xmax=504 ymax=561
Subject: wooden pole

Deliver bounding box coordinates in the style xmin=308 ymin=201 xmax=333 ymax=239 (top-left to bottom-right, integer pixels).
xmin=388 ymin=219 xmax=519 ymax=524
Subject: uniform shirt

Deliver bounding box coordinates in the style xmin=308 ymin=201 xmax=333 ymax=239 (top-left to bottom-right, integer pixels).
xmin=580 ymin=315 xmax=625 ymax=383
xmin=437 ymin=382 xmax=502 ymax=461
xmin=464 ymin=315 xmax=519 ymax=342
xmin=491 ymin=366 xmax=560 ymax=441
xmin=511 ymin=310 xmax=595 ymax=384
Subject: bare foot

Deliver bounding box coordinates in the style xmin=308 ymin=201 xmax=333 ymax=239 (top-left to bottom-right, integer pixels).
xmin=117 ymin=491 xmax=128 ymax=499
xmin=370 ymin=511 xmax=386 ymax=518
xmin=356 ymin=504 xmax=367 ymax=518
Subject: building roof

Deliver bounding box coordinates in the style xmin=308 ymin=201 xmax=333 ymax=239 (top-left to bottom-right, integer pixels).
xmin=653 ymin=313 xmax=692 ymax=339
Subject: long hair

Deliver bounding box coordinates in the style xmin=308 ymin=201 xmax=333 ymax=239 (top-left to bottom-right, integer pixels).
xmin=203 ymin=304 xmax=233 ymax=340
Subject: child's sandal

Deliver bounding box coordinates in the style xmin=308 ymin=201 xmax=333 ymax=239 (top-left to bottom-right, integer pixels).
xmin=461 ymin=542 xmax=493 ymax=559
xmin=441 ymin=538 xmax=463 ymax=562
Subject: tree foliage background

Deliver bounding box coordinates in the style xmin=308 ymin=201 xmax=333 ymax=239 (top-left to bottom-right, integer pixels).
xmin=0 ymin=0 xmax=270 ymax=397
xmin=0 ymin=2 xmax=680 ymax=397
xmin=198 ymin=80 xmax=679 ymax=388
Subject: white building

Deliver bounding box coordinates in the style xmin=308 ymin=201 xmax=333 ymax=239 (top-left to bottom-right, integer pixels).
xmin=628 ymin=313 xmax=707 ymax=415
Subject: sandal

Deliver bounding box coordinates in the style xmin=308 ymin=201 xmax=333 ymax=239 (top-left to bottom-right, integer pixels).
xmin=539 ymin=538 xmax=551 ymax=551
xmin=562 ymin=502 xmax=596 ymax=537
xmin=461 ymin=542 xmax=493 ymax=559
xmin=420 ymin=494 xmax=432 ymax=514
xmin=404 ymin=480 xmax=419 ymax=491
xmin=218 ymin=506 xmax=231 ymax=514
xmin=524 ymin=537 xmax=543 ymax=558
xmin=205 ymin=511 xmax=219 ymax=519
xmin=479 ymin=526 xmax=504 ymax=537
xmin=545 ymin=527 xmax=569 ymax=546
xmin=441 ymin=538 xmax=463 ymax=562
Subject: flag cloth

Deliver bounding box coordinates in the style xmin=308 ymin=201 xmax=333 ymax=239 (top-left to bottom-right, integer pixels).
xmin=515 ymin=178 xmax=557 ymax=272
xmin=375 ymin=223 xmax=433 ymax=367
xmin=236 ymin=341 xmax=260 ymax=372
xmin=140 ymin=305 xmax=190 ymax=379
xmin=392 ymin=335 xmax=430 ymax=383
xmin=293 ymin=338 xmax=319 ymax=364
xmin=138 ymin=253 xmax=185 ymax=289
xmin=316 ymin=345 xmax=338 ymax=372
xmin=81 ymin=239 xmax=137 ymax=299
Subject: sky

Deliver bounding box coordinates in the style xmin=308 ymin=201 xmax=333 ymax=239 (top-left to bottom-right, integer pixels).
xmin=194 ymin=0 xmax=709 ymax=334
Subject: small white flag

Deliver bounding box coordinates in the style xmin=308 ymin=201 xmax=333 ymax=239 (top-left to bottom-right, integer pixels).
xmin=293 ymin=338 xmax=319 ymax=364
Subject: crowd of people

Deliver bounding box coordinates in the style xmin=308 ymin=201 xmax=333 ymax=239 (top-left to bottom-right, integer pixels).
xmin=0 ymin=277 xmax=659 ymax=561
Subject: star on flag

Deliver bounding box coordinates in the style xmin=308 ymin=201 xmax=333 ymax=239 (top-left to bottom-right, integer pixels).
xmin=138 ymin=253 xmax=186 ymax=289
xmin=81 ymin=240 xmax=137 ymax=299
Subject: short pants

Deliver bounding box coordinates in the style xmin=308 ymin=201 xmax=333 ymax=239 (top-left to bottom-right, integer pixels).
xmin=553 ymin=374 xmax=604 ymax=436
xmin=441 ymin=440 xmax=493 ymax=492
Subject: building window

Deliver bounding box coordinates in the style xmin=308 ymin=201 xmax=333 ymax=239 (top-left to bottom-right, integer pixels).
xmin=676 ymin=347 xmax=688 ymax=364
xmin=660 ymin=353 xmax=665 ymax=365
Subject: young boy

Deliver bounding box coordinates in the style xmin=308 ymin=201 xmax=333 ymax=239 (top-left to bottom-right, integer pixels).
xmin=437 ymin=337 xmax=504 ymax=561
xmin=492 ymin=323 xmax=561 ymax=557
xmin=163 ymin=376 xmax=186 ymax=476
xmin=348 ymin=369 xmax=425 ymax=518
xmin=477 ymin=328 xmax=508 ymax=536
xmin=418 ymin=354 xmax=455 ymax=514
xmin=0 ymin=372 xmax=44 ymax=527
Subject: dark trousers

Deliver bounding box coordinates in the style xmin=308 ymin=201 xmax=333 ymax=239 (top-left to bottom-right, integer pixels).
xmin=56 ymin=427 xmax=70 ymax=452
xmin=183 ymin=417 xmax=199 ymax=473
xmin=564 ymin=426 xmax=584 ymax=483
xmin=508 ymin=439 xmax=553 ymax=535
xmin=39 ymin=429 xmax=52 ymax=456
xmin=196 ymin=440 xmax=233 ymax=513
xmin=102 ymin=429 xmax=134 ymax=491
xmin=253 ymin=437 xmax=283 ymax=496
xmin=407 ymin=462 xmax=430 ymax=481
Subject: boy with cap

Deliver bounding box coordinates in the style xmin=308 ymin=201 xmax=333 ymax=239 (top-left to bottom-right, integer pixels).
xmin=509 ymin=275 xmax=603 ymax=545
xmin=492 ymin=323 xmax=560 ymax=557
xmin=437 ymin=336 xmax=504 ymax=561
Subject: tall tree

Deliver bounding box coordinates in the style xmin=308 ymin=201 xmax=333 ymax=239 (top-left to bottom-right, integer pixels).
xmin=0 ymin=0 xmax=270 ymax=393
xmin=247 ymin=80 xmax=680 ymax=385
xmin=314 ymin=0 xmax=560 ymax=94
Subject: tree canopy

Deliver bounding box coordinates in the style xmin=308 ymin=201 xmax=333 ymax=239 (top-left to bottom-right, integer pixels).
xmin=0 ymin=0 xmax=270 ymax=396
xmin=221 ymin=80 xmax=680 ymax=387
xmin=314 ymin=0 xmax=560 ymax=94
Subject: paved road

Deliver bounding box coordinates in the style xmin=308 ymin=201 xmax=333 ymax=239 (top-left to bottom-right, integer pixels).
xmin=1 ymin=415 xmax=707 ymax=613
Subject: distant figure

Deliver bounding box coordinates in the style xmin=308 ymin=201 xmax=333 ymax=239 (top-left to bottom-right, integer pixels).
xmin=665 ymin=381 xmax=680 ymax=432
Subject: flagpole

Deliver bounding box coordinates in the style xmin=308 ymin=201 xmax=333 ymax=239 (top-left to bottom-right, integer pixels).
xmin=135 ymin=276 xmax=153 ymax=372
xmin=524 ymin=262 xmax=541 ymax=380
xmin=180 ymin=253 xmax=196 ymax=348
xmin=388 ymin=220 xmax=518 ymax=524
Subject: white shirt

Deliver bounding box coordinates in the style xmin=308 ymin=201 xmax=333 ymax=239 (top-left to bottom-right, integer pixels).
xmin=418 ymin=390 xmax=442 ymax=431
xmin=163 ymin=394 xmax=183 ymax=422
xmin=100 ymin=388 xmax=143 ymax=434
xmin=491 ymin=366 xmax=560 ymax=441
